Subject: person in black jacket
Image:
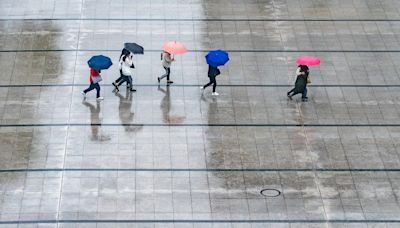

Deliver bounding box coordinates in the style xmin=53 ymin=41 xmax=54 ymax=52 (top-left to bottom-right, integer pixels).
xmin=201 ymin=65 xmax=220 ymax=96
xmin=287 ymin=65 xmax=309 ymax=102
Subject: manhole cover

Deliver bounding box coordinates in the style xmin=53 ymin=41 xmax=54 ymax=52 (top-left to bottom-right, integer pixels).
xmin=260 ymin=188 xmax=281 ymax=197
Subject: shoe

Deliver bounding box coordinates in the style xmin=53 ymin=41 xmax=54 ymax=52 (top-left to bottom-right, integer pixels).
xmin=112 ymin=82 xmax=119 ymax=91
xmin=302 ymin=98 xmax=308 ymax=102
xmin=81 ymin=91 xmax=86 ymax=98
xmin=212 ymin=92 xmax=219 ymax=96
xmin=130 ymin=88 xmax=136 ymax=92
xmin=167 ymin=80 xmax=174 ymax=84
xmin=97 ymin=97 xmax=104 ymax=100
xmin=157 ymin=77 xmax=160 ymax=83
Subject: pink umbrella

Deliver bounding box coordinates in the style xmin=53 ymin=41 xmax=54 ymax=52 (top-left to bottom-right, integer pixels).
xmin=296 ymin=56 xmax=321 ymax=66
xmin=162 ymin=41 xmax=187 ymax=55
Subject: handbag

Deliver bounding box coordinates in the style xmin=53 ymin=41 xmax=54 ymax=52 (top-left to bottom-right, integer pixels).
xmin=307 ymin=76 xmax=311 ymax=84
xmin=92 ymin=76 xmax=103 ymax=84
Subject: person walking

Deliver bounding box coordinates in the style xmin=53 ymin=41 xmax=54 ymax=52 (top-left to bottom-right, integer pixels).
xmin=112 ymin=52 xmax=136 ymax=92
xmin=112 ymin=48 xmax=130 ymax=89
xmin=201 ymin=65 xmax=220 ymax=96
xmin=287 ymin=65 xmax=310 ymax=102
xmin=158 ymin=51 xmax=174 ymax=84
xmin=81 ymin=68 xmax=103 ymax=100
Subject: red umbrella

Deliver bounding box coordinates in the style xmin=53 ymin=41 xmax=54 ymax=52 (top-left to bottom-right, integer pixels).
xmin=296 ymin=56 xmax=321 ymax=66
xmin=162 ymin=41 xmax=187 ymax=55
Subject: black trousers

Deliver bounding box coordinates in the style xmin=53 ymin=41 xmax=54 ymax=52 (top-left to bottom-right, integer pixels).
xmin=288 ymin=87 xmax=307 ymax=98
xmin=83 ymin=83 xmax=100 ymax=98
xmin=203 ymin=76 xmax=217 ymax=92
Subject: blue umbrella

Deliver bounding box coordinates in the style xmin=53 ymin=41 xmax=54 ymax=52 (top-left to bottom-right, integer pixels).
xmin=87 ymin=55 xmax=113 ymax=70
xmin=205 ymin=49 xmax=229 ymax=67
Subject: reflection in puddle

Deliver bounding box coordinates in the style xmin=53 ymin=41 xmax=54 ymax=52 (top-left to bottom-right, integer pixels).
xmin=82 ymin=100 xmax=110 ymax=141
xmin=158 ymin=86 xmax=186 ymax=124
xmin=115 ymin=90 xmax=143 ymax=132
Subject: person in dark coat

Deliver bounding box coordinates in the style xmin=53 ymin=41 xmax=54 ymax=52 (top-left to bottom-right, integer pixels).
xmin=201 ymin=65 xmax=221 ymax=96
xmin=287 ymin=65 xmax=309 ymax=102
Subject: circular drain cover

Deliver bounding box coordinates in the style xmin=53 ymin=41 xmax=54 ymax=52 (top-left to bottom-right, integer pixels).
xmin=260 ymin=188 xmax=281 ymax=197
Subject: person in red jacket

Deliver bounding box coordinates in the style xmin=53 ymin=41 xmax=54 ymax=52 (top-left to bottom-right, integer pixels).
xmin=82 ymin=68 xmax=103 ymax=100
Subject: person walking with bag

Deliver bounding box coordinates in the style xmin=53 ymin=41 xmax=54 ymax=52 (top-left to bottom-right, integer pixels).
xmin=112 ymin=52 xmax=136 ymax=92
xmin=158 ymin=51 xmax=174 ymax=84
xmin=201 ymin=65 xmax=221 ymax=96
xmin=82 ymin=68 xmax=103 ymax=100
xmin=287 ymin=65 xmax=310 ymax=102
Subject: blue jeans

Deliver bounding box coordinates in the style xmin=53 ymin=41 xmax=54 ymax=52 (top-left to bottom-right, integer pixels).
xmin=84 ymin=83 xmax=100 ymax=98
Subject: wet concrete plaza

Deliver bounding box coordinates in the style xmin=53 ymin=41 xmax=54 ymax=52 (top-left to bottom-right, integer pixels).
xmin=1 ymin=0 xmax=400 ymax=227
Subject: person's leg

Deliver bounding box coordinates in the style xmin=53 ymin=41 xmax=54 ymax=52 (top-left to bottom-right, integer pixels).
xmin=287 ymin=88 xmax=295 ymax=96
xmin=291 ymin=91 xmax=300 ymax=96
xmin=203 ymin=78 xmax=213 ymax=89
xmin=118 ymin=76 xmax=128 ymax=86
xmin=159 ymin=67 xmax=168 ymax=81
xmin=115 ymin=70 xmax=124 ymax=83
xmin=83 ymin=83 xmax=95 ymax=93
xmin=128 ymin=76 xmax=132 ymax=87
xmin=94 ymin=83 xmax=100 ymax=98
xmin=128 ymin=76 xmax=136 ymax=92
xmin=302 ymin=88 xmax=308 ymax=98
xmin=166 ymin=68 xmax=173 ymax=83
xmin=212 ymin=78 xmax=217 ymax=92
xmin=302 ymin=88 xmax=308 ymax=101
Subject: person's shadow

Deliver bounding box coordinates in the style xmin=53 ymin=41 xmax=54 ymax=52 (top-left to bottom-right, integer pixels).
xmin=82 ymin=101 xmax=111 ymax=141
xmin=115 ymin=90 xmax=143 ymax=132
xmin=158 ymin=85 xmax=185 ymax=124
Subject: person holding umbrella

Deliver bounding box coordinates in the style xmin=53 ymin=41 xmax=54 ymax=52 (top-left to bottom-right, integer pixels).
xmin=287 ymin=65 xmax=309 ymax=102
xmin=158 ymin=41 xmax=187 ymax=85
xmin=112 ymin=43 xmax=144 ymax=92
xmin=158 ymin=51 xmax=174 ymax=84
xmin=287 ymin=56 xmax=320 ymax=102
xmin=82 ymin=55 xmax=112 ymax=100
xmin=113 ymin=52 xmax=136 ymax=92
xmin=200 ymin=49 xmax=229 ymax=96
xmin=201 ymin=65 xmax=221 ymax=96
xmin=112 ymin=48 xmax=131 ymax=90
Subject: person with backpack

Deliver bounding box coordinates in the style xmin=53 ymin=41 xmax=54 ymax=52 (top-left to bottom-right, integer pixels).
xmin=158 ymin=51 xmax=174 ymax=84
xmin=81 ymin=68 xmax=103 ymax=100
xmin=200 ymin=65 xmax=221 ymax=96
xmin=287 ymin=65 xmax=310 ymax=102
xmin=112 ymin=51 xmax=136 ymax=92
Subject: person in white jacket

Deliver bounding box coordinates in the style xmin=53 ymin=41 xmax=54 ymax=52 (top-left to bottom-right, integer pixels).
xmin=112 ymin=52 xmax=136 ymax=92
xmin=157 ymin=51 xmax=174 ymax=84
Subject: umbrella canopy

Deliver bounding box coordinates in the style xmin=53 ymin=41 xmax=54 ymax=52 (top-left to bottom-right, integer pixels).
xmin=296 ymin=56 xmax=321 ymax=66
xmin=205 ymin=49 xmax=229 ymax=67
xmin=124 ymin=43 xmax=144 ymax=54
xmin=162 ymin=41 xmax=187 ymax=55
xmin=87 ymin=55 xmax=113 ymax=70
